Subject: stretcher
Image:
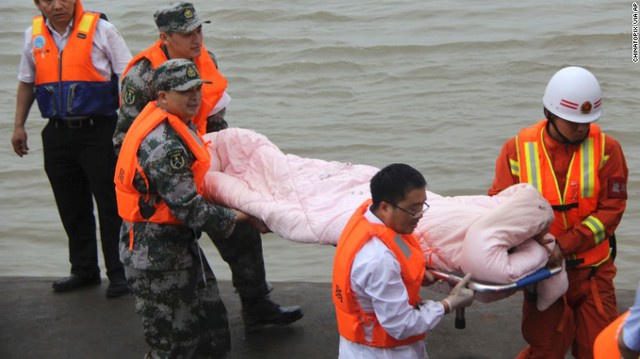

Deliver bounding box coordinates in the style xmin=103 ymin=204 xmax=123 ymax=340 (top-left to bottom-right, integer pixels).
xmin=428 ymin=265 xmax=563 ymax=329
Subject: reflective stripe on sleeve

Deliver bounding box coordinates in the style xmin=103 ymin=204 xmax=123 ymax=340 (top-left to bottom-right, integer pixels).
xmin=582 ymin=215 xmax=606 ymax=245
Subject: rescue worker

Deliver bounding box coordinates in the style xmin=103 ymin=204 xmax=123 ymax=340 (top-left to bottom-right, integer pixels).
xmin=593 ymin=280 xmax=640 ymax=359
xmin=489 ymin=66 xmax=628 ymax=359
xmin=113 ymin=1 xmax=302 ymax=331
xmin=332 ymin=163 xmax=475 ymax=358
xmin=11 ymin=0 xmax=131 ymax=297
xmin=115 ymin=59 xmax=269 ymax=357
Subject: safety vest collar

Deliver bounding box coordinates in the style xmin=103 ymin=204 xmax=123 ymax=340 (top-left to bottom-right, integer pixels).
xmin=515 ymin=120 xmax=602 ymax=223
xmin=123 ymin=41 xmax=228 ymax=135
xmin=32 ymin=4 xmax=116 ymax=119
xmin=36 ymin=0 xmax=86 ymax=35
xmin=515 ymin=120 xmax=609 ymax=267
xmin=114 ymin=101 xmax=211 ymax=228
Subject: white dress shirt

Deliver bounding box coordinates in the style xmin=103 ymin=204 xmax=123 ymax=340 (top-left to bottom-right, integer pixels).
xmin=338 ymin=209 xmax=445 ymax=359
xmin=18 ymin=16 xmax=132 ymax=83
xmin=623 ymin=280 xmax=640 ymax=351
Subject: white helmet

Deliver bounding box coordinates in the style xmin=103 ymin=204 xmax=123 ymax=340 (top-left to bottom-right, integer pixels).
xmin=542 ymin=66 xmax=602 ymax=123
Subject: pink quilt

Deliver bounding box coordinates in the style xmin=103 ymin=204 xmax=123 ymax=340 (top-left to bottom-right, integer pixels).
xmin=203 ymin=128 xmax=567 ymax=310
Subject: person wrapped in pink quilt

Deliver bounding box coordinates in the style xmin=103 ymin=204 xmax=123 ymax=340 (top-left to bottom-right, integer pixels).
xmin=202 ymin=128 xmax=567 ymax=310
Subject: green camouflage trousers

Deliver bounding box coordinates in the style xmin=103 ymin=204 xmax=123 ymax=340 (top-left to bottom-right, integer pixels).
xmin=126 ymin=251 xmax=230 ymax=359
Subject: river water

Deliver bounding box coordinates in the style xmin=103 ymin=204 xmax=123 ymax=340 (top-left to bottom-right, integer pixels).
xmin=0 ymin=0 xmax=638 ymax=290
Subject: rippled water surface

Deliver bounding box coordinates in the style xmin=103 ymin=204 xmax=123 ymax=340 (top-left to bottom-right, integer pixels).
xmin=0 ymin=1 xmax=638 ymax=289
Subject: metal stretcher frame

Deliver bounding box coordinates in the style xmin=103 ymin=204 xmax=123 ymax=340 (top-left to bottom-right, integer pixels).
xmin=429 ymin=266 xmax=563 ymax=293
xmin=427 ymin=265 xmax=563 ymax=329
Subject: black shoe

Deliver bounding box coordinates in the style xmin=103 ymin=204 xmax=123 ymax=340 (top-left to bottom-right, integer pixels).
xmin=52 ymin=274 xmax=101 ymax=292
xmin=242 ymin=296 xmax=303 ymax=332
xmin=106 ymin=278 xmax=130 ymax=298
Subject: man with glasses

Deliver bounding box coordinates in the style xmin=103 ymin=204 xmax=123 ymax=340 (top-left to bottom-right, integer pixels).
xmin=392 ymin=202 xmax=430 ymax=218
xmin=332 ymin=163 xmax=475 ymax=358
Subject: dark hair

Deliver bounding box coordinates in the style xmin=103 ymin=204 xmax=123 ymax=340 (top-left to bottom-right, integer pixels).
xmin=370 ymin=163 xmax=426 ymax=210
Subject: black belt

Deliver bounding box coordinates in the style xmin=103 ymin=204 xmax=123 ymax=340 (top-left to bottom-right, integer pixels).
xmin=551 ymin=203 xmax=578 ymax=212
xmin=52 ymin=117 xmax=95 ymax=129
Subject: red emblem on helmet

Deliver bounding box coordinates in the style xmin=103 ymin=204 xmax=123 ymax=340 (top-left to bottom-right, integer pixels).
xmin=580 ymin=101 xmax=592 ymax=114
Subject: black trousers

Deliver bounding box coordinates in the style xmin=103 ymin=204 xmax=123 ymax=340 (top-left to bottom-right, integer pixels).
xmin=208 ymin=221 xmax=270 ymax=299
xmin=41 ymin=117 xmax=124 ymax=281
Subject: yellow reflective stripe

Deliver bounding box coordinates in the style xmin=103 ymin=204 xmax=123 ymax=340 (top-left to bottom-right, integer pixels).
xmin=509 ymin=158 xmax=520 ymax=177
xmin=601 ymin=133 xmax=608 ymax=169
xmin=33 ymin=17 xmax=44 ymax=36
xmin=580 ymin=137 xmax=596 ymax=198
xmin=582 ymin=215 xmax=606 ymax=245
xmin=514 ymin=135 xmax=522 ymax=178
xmin=590 ymin=253 xmax=611 ymax=268
xmin=77 ymin=13 xmax=97 ymax=34
xmin=523 ymin=141 xmax=542 ymax=191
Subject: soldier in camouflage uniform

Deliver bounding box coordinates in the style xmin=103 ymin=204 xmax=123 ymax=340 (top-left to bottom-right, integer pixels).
xmin=112 ymin=1 xmax=229 ymax=154
xmin=113 ymin=2 xmax=303 ymax=332
xmin=116 ymin=59 xmax=261 ymax=358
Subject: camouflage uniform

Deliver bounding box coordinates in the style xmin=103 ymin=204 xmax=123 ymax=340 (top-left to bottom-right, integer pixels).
xmin=119 ymin=59 xmax=234 ymax=358
xmin=113 ymin=49 xmax=227 ymax=156
xmin=113 ymin=1 xmax=224 ymax=156
xmin=113 ymin=3 xmax=298 ymax=324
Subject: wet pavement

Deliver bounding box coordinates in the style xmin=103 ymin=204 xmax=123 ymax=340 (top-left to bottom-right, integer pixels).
xmin=0 ymin=277 xmax=634 ymax=359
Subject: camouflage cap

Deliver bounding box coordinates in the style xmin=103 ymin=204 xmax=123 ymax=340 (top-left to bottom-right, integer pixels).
xmin=153 ymin=59 xmax=212 ymax=92
xmin=154 ymin=2 xmax=210 ymax=33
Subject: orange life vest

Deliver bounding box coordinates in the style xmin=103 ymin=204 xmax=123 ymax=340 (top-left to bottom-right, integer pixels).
xmin=514 ymin=120 xmax=610 ymax=268
xmin=122 ymin=40 xmax=228 ymax=135
xmin=31 ymin=0 xmax=118 ymax=119
xmin=593 ymin=311 xmax=629 ymax=359
xmin=114 ymin=101 xmax=211 ymax=226
xmin=332 ymin=199 xmax=426 ymax=348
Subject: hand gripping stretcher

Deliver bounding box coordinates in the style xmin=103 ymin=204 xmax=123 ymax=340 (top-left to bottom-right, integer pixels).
xmin=428 ymin=265 xmax=563 ymax=329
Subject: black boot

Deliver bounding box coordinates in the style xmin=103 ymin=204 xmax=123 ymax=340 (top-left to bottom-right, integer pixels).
xmin=241 ymin=296 xmax=303 ymax=332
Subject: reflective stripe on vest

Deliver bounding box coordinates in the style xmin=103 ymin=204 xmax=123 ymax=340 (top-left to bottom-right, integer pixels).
xmin=514 ymin=120 xmax=610 ymax=267
xmin=31 ymin=5 xmax=118 ymax=119
xmin=593 ymin=311 xmax=629 ymax=359
xmin=114 ymin=101 xmax=211 ymax=225
xmin=332 ymin=199 xmax=426 ymax=348
xmin=123 ymin=40 xmax=228 ymax=135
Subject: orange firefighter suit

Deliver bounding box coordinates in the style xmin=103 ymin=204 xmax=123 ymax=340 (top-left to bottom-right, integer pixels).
xmin=488 ymin=119 xmax=628 ymax=359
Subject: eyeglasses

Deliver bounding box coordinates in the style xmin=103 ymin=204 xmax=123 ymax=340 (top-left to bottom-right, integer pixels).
xmin=391 ymin=201 xmax=430 ymax=218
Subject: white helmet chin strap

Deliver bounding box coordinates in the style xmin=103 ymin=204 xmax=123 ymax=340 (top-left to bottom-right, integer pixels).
xmin=545 ymin=109 xmax=589 ymax=146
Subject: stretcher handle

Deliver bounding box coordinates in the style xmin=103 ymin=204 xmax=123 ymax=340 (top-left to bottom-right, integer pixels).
xmin=513 ymin=267 xmax=554 ymax=287
xmin=427 ymin=266 xmax=562 ymax=330
xmin=455 ymin=307 xmax=465 ymax=329
xmin=427 ymin=266 xmax=562 ymax=293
